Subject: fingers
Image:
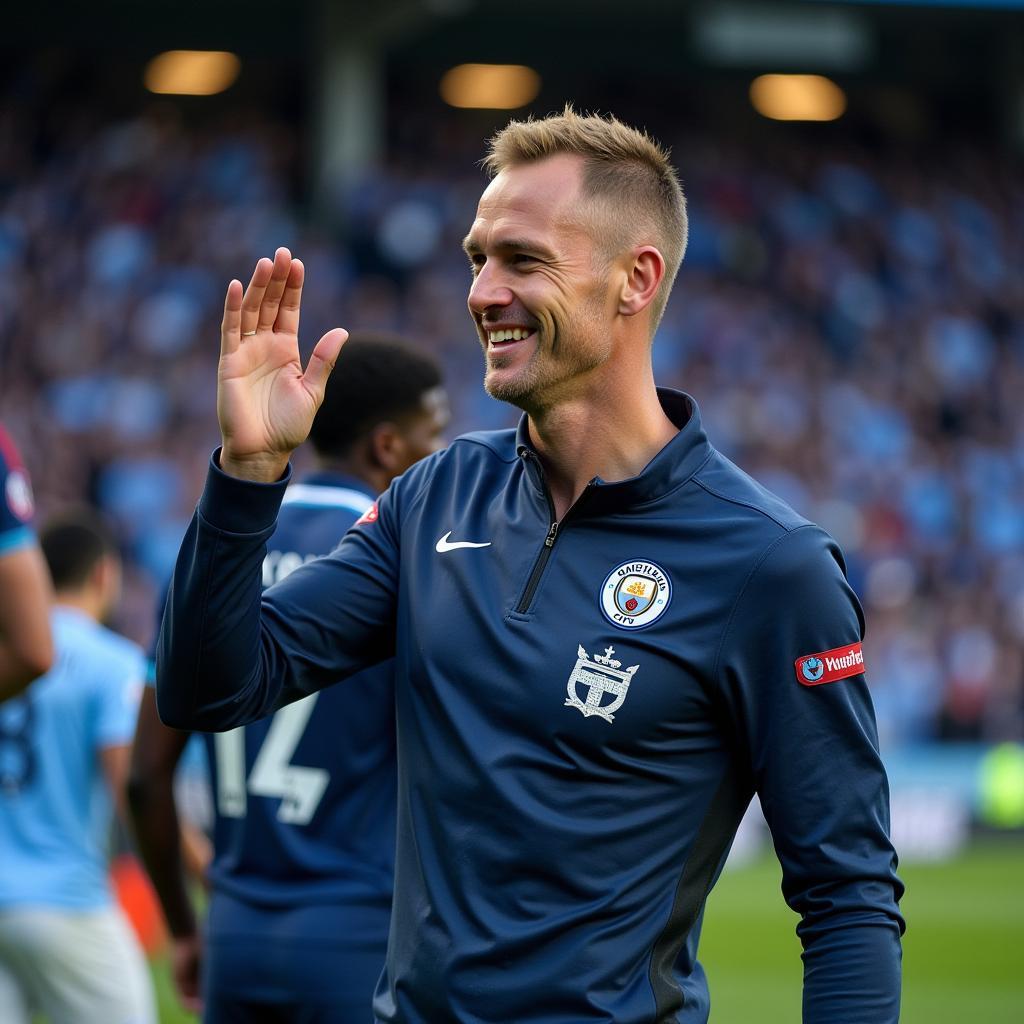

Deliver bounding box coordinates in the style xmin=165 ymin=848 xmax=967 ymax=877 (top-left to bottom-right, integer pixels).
xmin=239 ymin=255 xmax=276 ymax=336
xmin=275 ymin=258 xmax=305 ymax=336
xmin=231 ymin=247 xmax=304 ymax=346
xmin=302 ymin=328 xmax=349 ymax=402
xmin=220 ymin=279 xmax=244 ymax=357
xmin=256 ymin=247 xmax=293 ymax=332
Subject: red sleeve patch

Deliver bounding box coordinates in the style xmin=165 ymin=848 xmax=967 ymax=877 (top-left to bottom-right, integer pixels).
xmin=795 ymin=642 xmax=865 ymax=686
xmin=354 ymin=502 xmax=378 ymax=526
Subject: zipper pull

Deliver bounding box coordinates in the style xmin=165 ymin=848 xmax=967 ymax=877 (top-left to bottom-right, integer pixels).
xmin=544 ymin=522 xmax=559 ymax=547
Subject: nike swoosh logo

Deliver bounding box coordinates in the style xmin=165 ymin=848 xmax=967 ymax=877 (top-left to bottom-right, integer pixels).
xmin=435 ymin=531 xmax=492 ymax=553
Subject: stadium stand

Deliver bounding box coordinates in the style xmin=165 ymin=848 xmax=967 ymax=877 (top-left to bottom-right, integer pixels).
xmin=0 ymin=64 xmax=1021 ymax=754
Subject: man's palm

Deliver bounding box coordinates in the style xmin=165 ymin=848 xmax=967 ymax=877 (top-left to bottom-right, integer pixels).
xmin=217 ymin=248 xmax=347 ymax=480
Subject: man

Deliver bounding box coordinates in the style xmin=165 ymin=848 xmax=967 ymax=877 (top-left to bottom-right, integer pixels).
xmin=131 ymin=334 xmax=447 ymax=1022
xmin=0 ymin=511 xmax=155 ymax=1024
xmin=159 ymin=108 xmax=904 ymax=1023
xmin=0 ymin=424 xmax=53 ymax=703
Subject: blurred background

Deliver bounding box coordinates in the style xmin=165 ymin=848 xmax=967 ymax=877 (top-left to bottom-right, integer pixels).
xmin=1 ymin=0 xmax=1022 ymax=1020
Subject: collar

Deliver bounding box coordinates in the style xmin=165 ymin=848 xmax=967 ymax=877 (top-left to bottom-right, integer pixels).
xmin=281 ymin=471 xmax=377 ymax=513
xmin=515 ymin=388 xmax=712 ymax=515
xmin=299 ymin=470 xmax=376 ymax=499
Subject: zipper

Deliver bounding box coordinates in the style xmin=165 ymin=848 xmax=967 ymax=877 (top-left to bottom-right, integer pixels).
xmin=515 ymin=520 xmax=559 ymax=614
xmin=515 ymin=450 xmax=561 ymax=614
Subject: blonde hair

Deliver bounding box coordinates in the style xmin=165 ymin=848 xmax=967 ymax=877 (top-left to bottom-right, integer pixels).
xmin=484 ymin=105 xmax=687 ymax=329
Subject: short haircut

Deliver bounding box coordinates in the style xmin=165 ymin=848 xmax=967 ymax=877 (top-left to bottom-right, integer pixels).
xmin=483 ymin=105 xmax=687 ymax=330
xmin=308 ymin=333 xmax=443 ymax=458
xmin=40 ymin=509 xmax=118 ymax=590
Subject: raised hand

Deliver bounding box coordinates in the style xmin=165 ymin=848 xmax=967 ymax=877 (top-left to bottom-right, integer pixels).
xmin=217 ymin=247 xmax=348 ymax=481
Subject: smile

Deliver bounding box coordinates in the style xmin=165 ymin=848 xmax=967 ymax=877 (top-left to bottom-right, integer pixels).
xmin=487 ymin=328 xmax=536 ymax=346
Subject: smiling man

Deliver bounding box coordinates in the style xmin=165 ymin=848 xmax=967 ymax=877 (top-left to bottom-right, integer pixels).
xmin=158 ymin=108 xmax=904 ymax=1023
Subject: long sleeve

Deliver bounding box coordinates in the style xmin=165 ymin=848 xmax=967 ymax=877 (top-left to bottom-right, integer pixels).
xmin=156 ymin=452 xmax=401 ymax=731
xmin=715 ymin=525 xmax=904 ymax=1023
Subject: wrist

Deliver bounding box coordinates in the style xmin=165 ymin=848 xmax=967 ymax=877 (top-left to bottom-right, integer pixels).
xmin=218 ymin=449 xmax=290 ymax=483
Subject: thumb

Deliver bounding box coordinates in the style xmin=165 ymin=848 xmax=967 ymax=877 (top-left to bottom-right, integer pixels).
xmin=302 ymin=328 xmax=348 ymax=402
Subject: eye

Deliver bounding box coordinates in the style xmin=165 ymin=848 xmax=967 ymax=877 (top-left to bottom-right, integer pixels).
xmin=511 ymin=254 xmax=536 ymax=266
xmin=468 ymin=254 xmax=486 ymax=275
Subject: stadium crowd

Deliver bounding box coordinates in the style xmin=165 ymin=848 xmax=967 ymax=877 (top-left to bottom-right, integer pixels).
xmin=1 ymin=94 xmax=1021 ymax=750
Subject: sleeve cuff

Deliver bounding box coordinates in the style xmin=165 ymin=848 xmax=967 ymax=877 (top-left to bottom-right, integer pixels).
xmin=197 ymin=448 xmax=292 ymax=535
xmin=0 ymin=525 xmax=33 ymax=555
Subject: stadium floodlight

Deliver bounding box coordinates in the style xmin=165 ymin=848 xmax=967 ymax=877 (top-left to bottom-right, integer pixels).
xmin=749 ymin=73 xmax=847 ymax=122
xmin=144 ymin=50 xmax=241 ymax=96
xmin=439 ymin=63 xmax=541 ymax=110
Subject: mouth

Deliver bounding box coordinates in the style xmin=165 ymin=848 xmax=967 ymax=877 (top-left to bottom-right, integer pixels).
xmin=485 ymin=327 xmax=537 ymax=351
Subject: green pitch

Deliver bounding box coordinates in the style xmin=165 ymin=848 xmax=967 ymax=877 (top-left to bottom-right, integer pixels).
xmin=151 ymin=842 xmax=1024 ymax=1022
xmin=700 ymin=840 xmax=1024 ymax=1023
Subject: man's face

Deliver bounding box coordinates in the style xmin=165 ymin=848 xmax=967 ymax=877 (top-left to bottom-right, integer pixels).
xmin=464 ymin=154 xmax=618 ymax=410
xmin=392 ymin=386 xmax=451 ymax=477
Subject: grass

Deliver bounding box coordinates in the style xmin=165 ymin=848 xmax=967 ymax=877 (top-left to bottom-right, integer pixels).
xmin=150 ymin=842 xmax=1024 ymax=1022
xmin=699 ymin=841 xmax=1024 ymax=1023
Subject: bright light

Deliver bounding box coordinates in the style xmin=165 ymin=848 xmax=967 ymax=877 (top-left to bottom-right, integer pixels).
xmin=439 ymin=64 xmax=541 ymax=110
xmin=144 ymin=51 xmax=241 ymax=96
xmin=749 ymin=74 xmax=846 ymax=122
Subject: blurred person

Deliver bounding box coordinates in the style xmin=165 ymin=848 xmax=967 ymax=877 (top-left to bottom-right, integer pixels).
xmin=0 ymin=424 xmax=53 ymax=702
xmin=158 ymin=109 xmax=903 ymax=1022
xmin=0 ymin=510 xmax=155 ymax=1024
xmin=130 ymin=335 xmax=447 ymax=1022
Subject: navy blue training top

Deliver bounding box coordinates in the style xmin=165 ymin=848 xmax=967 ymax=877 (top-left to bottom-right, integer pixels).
xmin=193 ymin=471 xmax=396 ymax=915
xmin=158 ymin=390 xmax=904 ymax=1024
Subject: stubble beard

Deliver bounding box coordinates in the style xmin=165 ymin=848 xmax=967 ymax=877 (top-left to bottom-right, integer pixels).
xmin=483 ymin=305 xmax=608 ymax=413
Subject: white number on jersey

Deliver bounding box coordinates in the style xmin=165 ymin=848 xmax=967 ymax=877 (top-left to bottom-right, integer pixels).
xmin=214 ymin=694 xmax=329 ymax=826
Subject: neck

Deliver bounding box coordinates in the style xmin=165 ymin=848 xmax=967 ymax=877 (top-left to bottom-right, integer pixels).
xmin=55 ymin=589 xmax=102 ymax=622
xmin=526 ymin=373 xmax=677 ymax=520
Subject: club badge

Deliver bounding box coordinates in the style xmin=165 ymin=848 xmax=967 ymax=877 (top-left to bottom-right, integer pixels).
xmin=600 ymin=559 xmax=671 ymax=629
xmin=4 ymin=469 xmax=33 ymax=523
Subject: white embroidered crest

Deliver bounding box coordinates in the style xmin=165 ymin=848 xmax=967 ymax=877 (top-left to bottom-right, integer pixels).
xmin=565 ymin=645 xmax=639 ymax=723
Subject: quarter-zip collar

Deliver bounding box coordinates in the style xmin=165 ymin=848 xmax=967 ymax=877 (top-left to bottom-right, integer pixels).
xmin=515 ymin=388 xmax=712 ymax=515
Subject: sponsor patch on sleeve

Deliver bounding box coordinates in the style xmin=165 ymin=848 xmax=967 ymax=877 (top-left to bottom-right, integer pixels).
xmin=795 ymin=642 xmax=865 ymax=686
xmin=354 ymin=502 xmax=378 ymax=526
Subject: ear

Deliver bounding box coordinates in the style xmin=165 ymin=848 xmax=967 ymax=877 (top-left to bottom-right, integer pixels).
xmin=89 ymin=557 xmax=110 ymax=596
xmin=618 ymin=246 xmax=665 ymax=318
xmin=368 ymin=422 xmax=406 ymax=474
xmin=91 ymin=554 xmax=121 ymax=617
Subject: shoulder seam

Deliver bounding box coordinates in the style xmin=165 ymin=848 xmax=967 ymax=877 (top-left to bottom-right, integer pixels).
xmin=710 ymin=524 xmax=818 ymax=692
xmin=692 ymin=474 xmax=802 ymax=532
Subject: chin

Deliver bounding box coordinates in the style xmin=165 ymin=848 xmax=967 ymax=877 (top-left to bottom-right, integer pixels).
xmin=484 ymin=367 xmax=538 ymax=408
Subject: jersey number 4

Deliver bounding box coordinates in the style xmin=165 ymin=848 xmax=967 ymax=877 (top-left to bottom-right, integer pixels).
xmin=213 ymin=695 xmax=328 ymax=826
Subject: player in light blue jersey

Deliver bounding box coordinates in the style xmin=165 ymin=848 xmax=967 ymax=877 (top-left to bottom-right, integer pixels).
xmin=130 ymin=334 xmax=447 ymax=1023
xmin=0 ymin=509 xmax=156 ymax=1024
xmin=0 ymin=424 xmax=53 ymax=703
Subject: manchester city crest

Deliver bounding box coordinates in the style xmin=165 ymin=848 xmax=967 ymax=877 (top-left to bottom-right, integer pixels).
xmin=565 ymin=644 xmax=639 ymax=723
xmin=600 ymin=559 xmax=671 ymax=629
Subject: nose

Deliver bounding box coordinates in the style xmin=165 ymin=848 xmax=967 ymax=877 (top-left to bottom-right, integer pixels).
xmin=467 ymin=262 xmax=514 ymax=318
